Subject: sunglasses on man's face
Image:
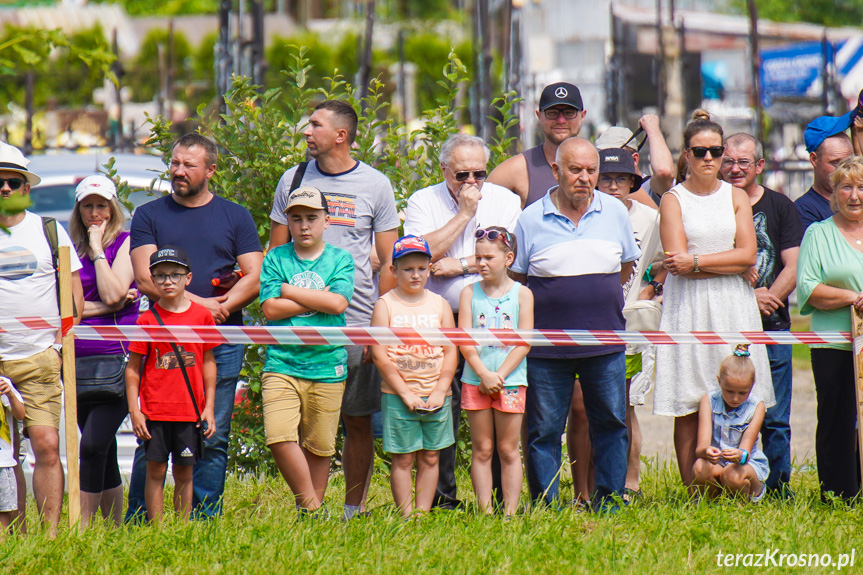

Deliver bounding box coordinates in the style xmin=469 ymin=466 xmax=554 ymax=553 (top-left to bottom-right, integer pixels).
xmin=454 ymin=170 xmax=487 ymax=182
xmin=0 ymin=177 xmax=26 ymax=191
xmin=689 ymin=146 xmax=724 ymax=159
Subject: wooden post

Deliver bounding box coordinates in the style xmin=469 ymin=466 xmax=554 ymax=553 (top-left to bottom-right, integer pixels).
xmin=58 ymin=247 xmax=80 ymax=527
xmin=850 ymin=306 xmax=863 ymax=484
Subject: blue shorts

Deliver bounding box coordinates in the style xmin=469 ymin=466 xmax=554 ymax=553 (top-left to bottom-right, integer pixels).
xmin=381 ymin=393 xmax=454 ymax=454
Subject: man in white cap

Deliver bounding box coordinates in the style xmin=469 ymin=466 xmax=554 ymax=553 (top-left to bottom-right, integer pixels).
xmin=593 ymin=115 xmax=675 ymax=207
xmin=0 ymin=142 xmax=84 ymax=537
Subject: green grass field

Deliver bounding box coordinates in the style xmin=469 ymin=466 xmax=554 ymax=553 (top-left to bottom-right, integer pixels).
xmin=4 ymin=461 xmax=863 ymax=574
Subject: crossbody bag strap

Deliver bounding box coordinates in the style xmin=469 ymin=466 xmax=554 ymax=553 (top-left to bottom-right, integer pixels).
xmin=289 ymin=161 xmax=309 ymax=192
xmin=149 ymin=305 xmax=202 ymax=424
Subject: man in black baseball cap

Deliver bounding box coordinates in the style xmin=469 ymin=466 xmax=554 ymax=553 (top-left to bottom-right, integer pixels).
xmin=488 ymin=81 xmax=587 ymax=208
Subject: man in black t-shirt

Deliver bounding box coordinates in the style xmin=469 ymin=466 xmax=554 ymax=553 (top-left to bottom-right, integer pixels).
xmin=127 ymin=134 xmax=263 ymax=520
xmin=721 ymin=133 xmax=803 ymax=497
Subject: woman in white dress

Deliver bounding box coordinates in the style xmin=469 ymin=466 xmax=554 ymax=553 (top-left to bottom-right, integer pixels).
xmin=654 ymin=110 xmax=774 ymax=486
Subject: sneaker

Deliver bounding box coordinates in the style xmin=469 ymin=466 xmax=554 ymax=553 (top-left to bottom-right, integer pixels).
xmin=751 ymin=484 xmax=767 ymax=504
xmin=571 ymin=498 xmax=591 ymax=513
xmin=431 ymin=495 xmax=463 ymax=511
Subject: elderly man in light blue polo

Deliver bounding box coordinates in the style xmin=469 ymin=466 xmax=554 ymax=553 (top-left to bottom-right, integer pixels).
xmin=510 ymin=136 xmax=639 ymax=511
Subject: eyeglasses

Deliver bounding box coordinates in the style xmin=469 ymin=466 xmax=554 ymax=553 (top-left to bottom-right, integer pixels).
xmin=721 ymin=158 xmax=754 ymax=170
xmin=689 ymin=146 xmax=724 ymax=159
xmin=0 ymin=177 xmax=25 ymax=190
xmin=475 ymin=228 xmax=512 ymax=248
xmin=454 ymin=170 xmax=487 ymax=182
xmin=598 ymin=174 xmax=633 ymax=187
xmin=152 ymin=272 xmax=188 ymax=284
xmin=543 ymin=108 xmax=579 ymax=120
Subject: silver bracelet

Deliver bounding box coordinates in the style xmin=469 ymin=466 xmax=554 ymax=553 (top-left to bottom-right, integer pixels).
xmin=693 ymin=254 xmax=700 ymax=273
xmin=460 ymin=257 xmax=470 ymax=276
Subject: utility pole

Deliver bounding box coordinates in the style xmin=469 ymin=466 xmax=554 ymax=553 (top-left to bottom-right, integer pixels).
xmin=217 ymin=0 xmax=232 ymax=116
xmin=357 ymin=0 xmax=375 ymax=103
xmin=747 ymin=0 xmax=764 ymax=144
xmin=167 ymin=20 xmax=175 ymax=123
xmin=474 ymin=0 xmax=492 ymax=139
xmin=112 ymin=28 xmax=124 ymax=151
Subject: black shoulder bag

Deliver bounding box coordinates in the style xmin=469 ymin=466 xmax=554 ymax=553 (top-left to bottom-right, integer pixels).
xmin=290 ymin=161 xmax=309 ymax=193
xmin=149 ymin=305 xmax=206 ymax=457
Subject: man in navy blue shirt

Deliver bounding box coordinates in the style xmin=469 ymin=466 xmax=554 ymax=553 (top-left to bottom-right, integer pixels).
xmin=511 ymin=137 xmax=639 ymax=511
xmin=127 ymin=134 xmax=263 ymax=520
xmin=795 ymin=119 xmax=852 ymax=232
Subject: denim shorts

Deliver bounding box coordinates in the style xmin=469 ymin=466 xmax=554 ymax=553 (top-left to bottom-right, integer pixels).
xmin=0 ymin=466 xmax=16 ymax=512
xmin=381 ymin=394 xmax=454 ymax=454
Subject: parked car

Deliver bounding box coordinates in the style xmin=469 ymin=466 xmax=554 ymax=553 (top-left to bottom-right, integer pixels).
xmin=26 ymin=152 xmax=171 ymax=229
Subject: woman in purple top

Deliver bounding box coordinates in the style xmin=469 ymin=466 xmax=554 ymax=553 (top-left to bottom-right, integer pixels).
xmin=69 ymin=175 xmax=139 ymax=528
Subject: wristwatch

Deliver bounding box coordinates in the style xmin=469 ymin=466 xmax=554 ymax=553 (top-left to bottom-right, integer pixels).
xmin=93 ymin=253 xmax=107 ymax=262
xmin=649 ymin=280 xmax=663 ymax=296
xmin=459 ymin=257 xmax=470 ymax=276
xmin=51 ymin=343 xmax=63 ymax=354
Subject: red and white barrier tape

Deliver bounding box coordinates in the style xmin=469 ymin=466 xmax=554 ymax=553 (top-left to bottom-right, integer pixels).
xmin=72 ymin=325 xmax=852 ymax=347
xmin=3 ymin=316 xmax=853 ymax=347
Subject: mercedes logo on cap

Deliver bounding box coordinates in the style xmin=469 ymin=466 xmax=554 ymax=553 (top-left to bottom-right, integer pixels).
xmin=554 ymin=87 xmax=568 ymax=99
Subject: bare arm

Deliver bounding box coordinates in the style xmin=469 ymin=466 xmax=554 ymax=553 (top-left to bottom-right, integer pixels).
xmin=620 ymin=260 xmax=635 ymax=286
xmin=721 ymin=401 xmax=766 ymax=464
xmin=126 ymin=352 xmax=150 ymax=440
xmin=756 ymin=246 xmax=799 ymax=316
xmin=769 ymin=247 xmax=799 ymax=302
xmin=630 ymin=188 xmax=658 ymax=210
xmin=661 ymin=188 xmax=756 ymax=277
xmin=261 ymin=297 xmax=310 ymax=321
xmin=0 ymin=379 xmax=25 ymax=420
xmin=375 ymin=229 xmax=398 ymax=296
xmin=494 ymin=285 xmax=533 ymax=379
xmin=221 ymin=250 xmax=263 ymax=314
xmin=280 ymin=283 xmax=348 ymax=315
xmin=487 ymin=154 xmax=529 ymax=208
xmin=805 ymin=284 xmax=860 ymax=311
xmin=370 ymin=300 xmax=423 ymax=410
xmin=130 ymin=244 xmax=160 ymax=301
xmin=426 ymin=300 xmax=458 ymax=408
xmin=269 ymin=220 xmax=290 ymax=249
xmin=201 ymin=349 xmax=217 ymax=438
xmin=694 ymin=395 xmax=719 ymax=462
xmin=640 ymin=114 xmax=674 ymax=195
xmin=93 ymin=236 xmax=136 ymax=306
xmin=510 ymin=271 xmax=527 ymax=285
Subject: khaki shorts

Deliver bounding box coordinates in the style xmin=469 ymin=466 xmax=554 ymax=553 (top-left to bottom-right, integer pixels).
xmin=0 ymin=347 xmax=62 ymax=430
xmin=262 ymin=372 xmax=345 ymax=456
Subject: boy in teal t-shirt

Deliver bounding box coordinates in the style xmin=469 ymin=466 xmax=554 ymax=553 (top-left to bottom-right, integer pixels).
xmin=260 ymin=186 xmax=354 ymax=516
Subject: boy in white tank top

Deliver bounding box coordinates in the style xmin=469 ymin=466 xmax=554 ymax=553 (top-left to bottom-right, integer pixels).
xmin=370 ymin=235 xmax=457 ymax=518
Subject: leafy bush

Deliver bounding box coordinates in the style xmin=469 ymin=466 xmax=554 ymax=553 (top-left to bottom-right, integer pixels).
xmin=144 ymin=45 xmax=521 ymax=476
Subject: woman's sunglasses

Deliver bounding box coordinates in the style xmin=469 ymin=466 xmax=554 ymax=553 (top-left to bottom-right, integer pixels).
xmin=475 ymin=228 xmax=512 ymax=247
xmin=689 ymin=146 xmax=724 ymax=159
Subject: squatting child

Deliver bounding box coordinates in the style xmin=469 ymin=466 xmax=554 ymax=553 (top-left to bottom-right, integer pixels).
xmin=126 ymin=246 xmax=217 ymax=523
xmin=260 ymin=186 xmax=354 ymax=517
xmin=371 ymin=235 xmax=457 ymax=518
xmin=458 ymin=227 xmax=532 ymax=517
xmin=692 ymin=344 xmax=769 ymax=501
xmin=0 ymin=376 xmax=24 ymax=539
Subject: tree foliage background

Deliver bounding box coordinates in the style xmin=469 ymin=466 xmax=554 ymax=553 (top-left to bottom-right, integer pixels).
xmin=143 ymin=45 xmax=519 ymax=475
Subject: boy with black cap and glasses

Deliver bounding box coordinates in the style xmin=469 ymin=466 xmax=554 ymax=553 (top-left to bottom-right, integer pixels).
xmin=126 ymin=245 xmax=217 ymax=523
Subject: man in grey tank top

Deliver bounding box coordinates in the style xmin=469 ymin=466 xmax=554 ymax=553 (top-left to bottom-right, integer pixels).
xmin=488 ymin=82 xmax=585 ymax=208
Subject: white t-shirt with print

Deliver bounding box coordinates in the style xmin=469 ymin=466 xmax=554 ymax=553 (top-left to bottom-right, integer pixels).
xmin=0 ymin=211 xmax=82 ymax=360
xmin=404 ymin=181 xmax=521 ymax=311
xmin=0 ymin=380 xmax=23 ymax=467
